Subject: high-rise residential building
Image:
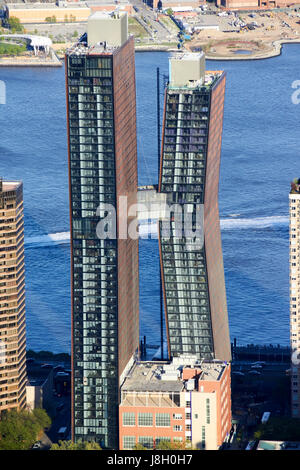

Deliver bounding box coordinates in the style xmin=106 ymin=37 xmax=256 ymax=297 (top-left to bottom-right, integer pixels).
xmin=0 ymin=178 xmax=27 ymax=412
xmin=119 ymin=355 xmax=232 ymax=450
xmin=158 ymin=52 xmax=231 ymax=363
xmin=65 ymin=11 xmax=139 ymax=448
xmin=289 ymin=179 xmax=300 ymax=417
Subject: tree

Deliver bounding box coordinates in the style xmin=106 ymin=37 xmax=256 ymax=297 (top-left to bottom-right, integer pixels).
xmin=8 ymin=16 xmax=24 ymax=33
xmin=45 ymin=16 xmax=57 ymax=24
xmin=50 ymin=440 xmax=102 ymax=450
xmin=32 ymin=408 xmax=51 ymax=430
xmin=0 ymin=408 xmax=51 ymax=450
xmin=133 ymin=443 xmax=148 ymax=450
xmin=156 ymin=440 xmax=192 ymax=450
xmin=166 ymin=8 xmax=174 ymax=17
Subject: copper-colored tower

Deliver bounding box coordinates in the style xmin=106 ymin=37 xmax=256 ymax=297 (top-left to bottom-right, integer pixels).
xmin=158 ymin=53 xmax=231 ymax=362
xmin=65 ymin=12 xmax=139 ymax=448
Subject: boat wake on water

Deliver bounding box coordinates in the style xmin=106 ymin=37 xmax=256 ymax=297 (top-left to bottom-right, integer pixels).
xmin=24 ymin=215 xmax=289 ymax=248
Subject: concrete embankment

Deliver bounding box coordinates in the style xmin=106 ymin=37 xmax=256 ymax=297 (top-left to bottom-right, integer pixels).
xmin=0 ymin=48 xmax=62 ymax=67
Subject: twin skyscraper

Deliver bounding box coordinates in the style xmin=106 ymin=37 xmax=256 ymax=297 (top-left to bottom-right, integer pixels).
xmin=65 ymin=11 xmax=231 ymax=449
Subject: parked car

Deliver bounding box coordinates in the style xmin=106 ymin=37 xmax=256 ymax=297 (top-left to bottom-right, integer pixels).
xmin=53 ymin=365 xmax=65 ymax=372
xmin=56 ymin=403 xmax=65 ymax=412
xmin=32 ymin=441 xmax=42 ymax=450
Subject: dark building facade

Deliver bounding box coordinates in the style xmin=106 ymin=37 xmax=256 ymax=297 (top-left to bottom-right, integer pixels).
xmin=65 ymin=12 xmax=139 ymax=448
xmin=158 ymin=53 xmax=231 ymax=363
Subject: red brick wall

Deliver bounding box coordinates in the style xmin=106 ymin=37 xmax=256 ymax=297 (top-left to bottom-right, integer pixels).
xmin=119 ymin=404 xmax=186 ymax=449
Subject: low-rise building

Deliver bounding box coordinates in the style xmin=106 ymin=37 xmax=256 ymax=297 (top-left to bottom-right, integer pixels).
xmin=216 ymin=0 xmax=295 ymax=10
xmin=26 ymin=363 xmax=54 ymax=410
xmin=119 ymin=355 xmax=231 ymax=450
xmin=7 ymin=2 xmax=91 ymax=24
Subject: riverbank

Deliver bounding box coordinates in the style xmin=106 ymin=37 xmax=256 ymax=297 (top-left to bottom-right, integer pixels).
xmin=1 ymin=40 xmax=299 ymax=64
xmin=0 ymin=48 xmax=62 ymax=66
xmin=185 ymin=9 xmax=300 ymax=60
xmin=203 ymin=38 xmax=300 ymax=61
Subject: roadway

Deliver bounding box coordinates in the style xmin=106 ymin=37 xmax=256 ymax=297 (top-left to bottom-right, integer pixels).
xmin=130 ymin=0 xmax=178 ymax=43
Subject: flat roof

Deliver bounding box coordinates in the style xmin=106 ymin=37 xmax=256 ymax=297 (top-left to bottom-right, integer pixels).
xmin=168 ymin=70 xmax=223 ymax=91
xmin=290 ymin=178 xmax=300 ymax=194
xmin=26 ymin=365 xmax=52 ymax=387
xmin=121 ymin=359 xmax=227 ymax=394
xmin=122 ymin=362 xmax=184 ymax=393
xmin=1 ymin=181 xmax=22 ymax=192
xmin=8 ymin=2 xmax=90 ymax=9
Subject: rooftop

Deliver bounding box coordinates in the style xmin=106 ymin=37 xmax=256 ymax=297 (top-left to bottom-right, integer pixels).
xmin=290 ymin=178 xmax=300 ymax=194
xmin=0 ymin=180 xmax=22 ymax=193
xmin=257 ymin=440 xmax=300 ymax=451
xmin=66 ymin=41 xmax=119 ymax=56
xmin=26 ymin=364 xmax=53 ymax=387
xmin=121 ymin=356 xmax=227 ymax=394
xmin=169 ymin=69 xmax=224 ymax=91
xmin=8 ymin=2 xmax=90 ymax=8
xmin=121 ymin=362 xmax=184 ymax=393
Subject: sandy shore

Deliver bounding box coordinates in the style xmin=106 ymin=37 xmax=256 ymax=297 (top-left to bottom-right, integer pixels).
xmin=185 ymin=10 xmax=300 ymax=60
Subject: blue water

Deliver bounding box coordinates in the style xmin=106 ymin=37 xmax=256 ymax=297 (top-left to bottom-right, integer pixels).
xmin=1 ymin=45 xmax=299 ymax=353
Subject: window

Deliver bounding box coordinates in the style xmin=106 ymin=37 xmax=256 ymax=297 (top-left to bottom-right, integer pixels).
xmin=156 ymin=413 xmax=171 ymax=427
xmin=123 ymin=436 xmax=136 ymax=450
xmin=173 ymin=413 xmax=182 ymax=420
xmin=206 ymin=398 xmax=210 ymax=424
xmin=155 ymin=437 xmax=171 ymax=447
xmin=138 ymin=436 xmax=153 ymax=449
xmin=173 ymin=425 xmax=182 ymax=432
xmin=138 ymin=413 xmax=153 ymax=427
xmin=123 ymin=412 xmax=135 ymax=426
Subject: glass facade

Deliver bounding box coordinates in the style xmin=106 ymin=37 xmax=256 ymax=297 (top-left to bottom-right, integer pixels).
xmin=159 ymin=86 xmax=214 ymax=360
xmin=66 ymin=38 xmax=139 ymax=449
xmin=159 ymin=72 xmax=231 ymax=362
xmin=67 ymin=53 xmax=118 ymax=448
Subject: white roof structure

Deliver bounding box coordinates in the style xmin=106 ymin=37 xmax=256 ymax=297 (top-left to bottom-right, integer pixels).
xmin=0 ymin=34 xmax=52 ymax=55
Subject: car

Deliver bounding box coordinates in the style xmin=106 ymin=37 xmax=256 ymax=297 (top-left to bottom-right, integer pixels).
xmin=32 ymin=441 xmax=42 ymax=450
xmin=26 ymin=358 xmax=35 ymax=364
xmin=56 ymin=371 xmax=70 ymax=378
xmin=248 ymin=370 xmax=261 ymax=375
xmin=41 ymin=363 xmax=53 ymax=369
xmin=56 ymin=403 xmax=65 ymax=412
xmin=245 ymin=440 xmax=256 ymax=450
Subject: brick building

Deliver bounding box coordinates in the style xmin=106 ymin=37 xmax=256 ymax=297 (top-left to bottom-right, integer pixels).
xmin=119 ymin=355 xmax=231 ymax=450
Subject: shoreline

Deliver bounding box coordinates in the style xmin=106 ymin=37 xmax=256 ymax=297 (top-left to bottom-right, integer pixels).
xmin=203 ymin=38 xmax=300 ymax=61
xmin=0 ymin=38 xmax=299 ymax=66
